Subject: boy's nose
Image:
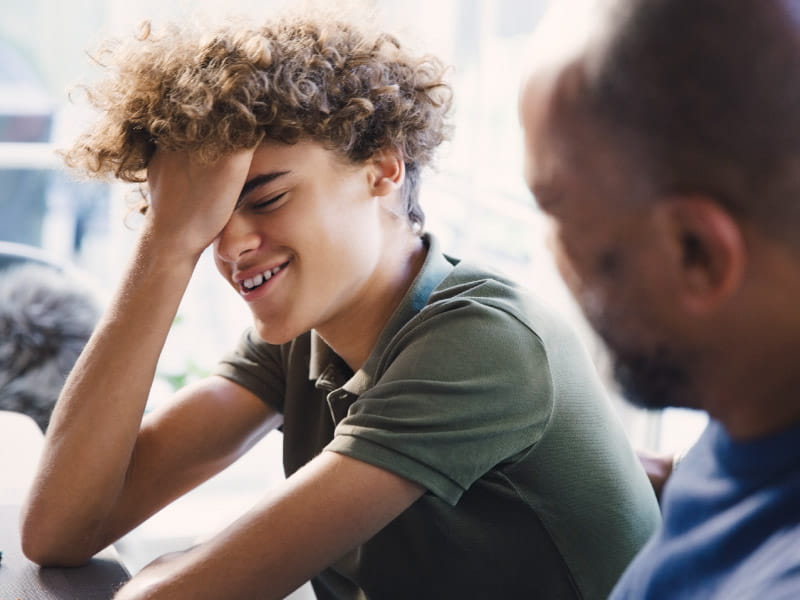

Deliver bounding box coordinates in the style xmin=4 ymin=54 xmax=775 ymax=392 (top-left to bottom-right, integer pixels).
xmin=214 ymin=213 xmax=260 ymax=263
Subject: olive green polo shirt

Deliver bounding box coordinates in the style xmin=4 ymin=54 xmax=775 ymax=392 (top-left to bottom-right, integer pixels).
xmin=215 ymin=234 xmax=660 ymax=600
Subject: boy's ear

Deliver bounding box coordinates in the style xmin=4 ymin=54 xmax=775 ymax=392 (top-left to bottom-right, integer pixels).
xmin=368 ymin=149 xmax=405 ymax=197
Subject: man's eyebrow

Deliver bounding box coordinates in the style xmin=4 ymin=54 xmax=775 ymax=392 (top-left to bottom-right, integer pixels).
xmin=238 ymin=171 xmax=291 ymax=203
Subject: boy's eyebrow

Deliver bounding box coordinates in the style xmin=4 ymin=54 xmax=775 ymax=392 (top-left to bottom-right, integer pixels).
xmin=238 ymin=170 xmax=291 ymax=202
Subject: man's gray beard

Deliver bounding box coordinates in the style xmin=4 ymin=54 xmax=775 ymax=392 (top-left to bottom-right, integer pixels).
xmin=610 ymin=343 xmax=694 ymax=411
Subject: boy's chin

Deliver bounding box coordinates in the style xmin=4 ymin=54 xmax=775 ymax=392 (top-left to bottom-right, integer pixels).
xmin=251 ymin=317 xmax=300 ymax=346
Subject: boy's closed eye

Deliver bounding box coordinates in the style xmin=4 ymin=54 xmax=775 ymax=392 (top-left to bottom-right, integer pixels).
xmin=252 ymin=191 xmax=288 ymax=211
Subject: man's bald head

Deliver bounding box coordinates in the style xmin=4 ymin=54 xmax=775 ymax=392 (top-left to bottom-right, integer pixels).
xmin=577 ymin=0 xmax=800 ymax=245
xmin=520 ymin=0 xmax=800 ymax=421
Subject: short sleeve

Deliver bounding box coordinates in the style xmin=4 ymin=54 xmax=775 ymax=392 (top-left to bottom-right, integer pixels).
xmin=214 ymin=328 xmax=286 ymax=413
xmin=327 ymin=298 xmax=554 ymax=505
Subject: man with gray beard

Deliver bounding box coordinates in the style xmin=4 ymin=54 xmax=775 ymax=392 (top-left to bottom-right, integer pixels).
xmin=520 ymin=0 xmax=800 ymax=597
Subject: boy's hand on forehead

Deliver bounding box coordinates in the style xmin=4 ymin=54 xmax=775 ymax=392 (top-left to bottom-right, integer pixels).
xmin=145 ymin=147 xmax=256 ymax=259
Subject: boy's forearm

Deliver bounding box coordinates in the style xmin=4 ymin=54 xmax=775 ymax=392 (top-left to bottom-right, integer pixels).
xmin=112 ymin=451 xmax=424 ymax=600
xmin=21 ymin=230 xmax=199 ymax=565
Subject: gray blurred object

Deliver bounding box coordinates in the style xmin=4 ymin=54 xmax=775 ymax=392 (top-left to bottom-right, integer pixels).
xmin=0 ymin=242 xmax=99 ymax=431
xmin=0 ymin=39 xmax=54 ymax=246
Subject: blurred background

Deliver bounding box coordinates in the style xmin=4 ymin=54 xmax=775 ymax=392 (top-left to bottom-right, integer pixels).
xmin=0 ymin=0 xmax=705 ymax=588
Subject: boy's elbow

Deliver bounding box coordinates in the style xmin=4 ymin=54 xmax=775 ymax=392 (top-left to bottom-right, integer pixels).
xmin=22 ymin=537 xmax=94 ymax=567
xmin=20 ymin=514 xmax=95 ymax=567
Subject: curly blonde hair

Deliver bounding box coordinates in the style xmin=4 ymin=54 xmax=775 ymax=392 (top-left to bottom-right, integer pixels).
xmin=65 ymin=13 xmax=452 ymax=227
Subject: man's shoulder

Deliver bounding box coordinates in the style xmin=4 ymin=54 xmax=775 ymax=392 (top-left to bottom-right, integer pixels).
xmin=613 ymin=433 xmax=800 ymax=600
xmin=715 ymin=523 xmax=800 ymax=599
xmin=611 ymin=521 xmax=800 ymax=599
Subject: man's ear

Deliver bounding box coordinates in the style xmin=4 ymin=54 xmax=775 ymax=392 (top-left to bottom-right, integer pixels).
xmin=656 ymin=196 xmax=746 ymax=314
xmin=368 ymin=149 xmax=405 ymax=198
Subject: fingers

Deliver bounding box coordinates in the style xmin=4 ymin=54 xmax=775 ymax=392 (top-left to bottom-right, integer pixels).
xmin=143 ymin=146 xmax=258 ymax=258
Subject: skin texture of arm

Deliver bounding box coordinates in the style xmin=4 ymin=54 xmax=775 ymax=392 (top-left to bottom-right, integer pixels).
xmin=20 ymin=149 xmax=270 ymax=565
xmin=112 ymin=450 xmax=424 ymax=600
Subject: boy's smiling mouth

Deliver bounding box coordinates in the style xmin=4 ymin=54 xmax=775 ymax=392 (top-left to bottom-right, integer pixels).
xmin=238 ymin=260 xmax=291 ymax=293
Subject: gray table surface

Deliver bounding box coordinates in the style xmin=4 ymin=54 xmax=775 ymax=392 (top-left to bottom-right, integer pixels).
xmin=0 ymin=505 xmax=130 ymax=600
xmin=0 ymin=411 xmax=130 ymax=599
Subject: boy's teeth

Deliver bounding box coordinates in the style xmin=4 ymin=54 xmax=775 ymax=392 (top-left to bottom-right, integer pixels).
xmin=243 ymin=264 xmax=286 ymax=291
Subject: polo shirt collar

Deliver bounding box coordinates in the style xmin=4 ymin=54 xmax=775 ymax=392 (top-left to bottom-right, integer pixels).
xmin=307 ymin=233 xmax=454 ymax=395
xmin=308 ymin=330 xmax=334 ymax=382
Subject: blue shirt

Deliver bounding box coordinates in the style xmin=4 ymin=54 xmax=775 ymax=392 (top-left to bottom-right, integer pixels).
xmin=611 ymin=419 xmax=800 ymax=599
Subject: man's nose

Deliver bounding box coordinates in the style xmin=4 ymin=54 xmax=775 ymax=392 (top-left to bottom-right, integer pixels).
xmin=214 ymin=213 xmax=260 ymax=263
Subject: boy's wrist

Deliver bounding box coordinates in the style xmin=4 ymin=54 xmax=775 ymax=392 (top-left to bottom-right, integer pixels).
xmin=137 ymin=222 xmax=206 ymax=268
